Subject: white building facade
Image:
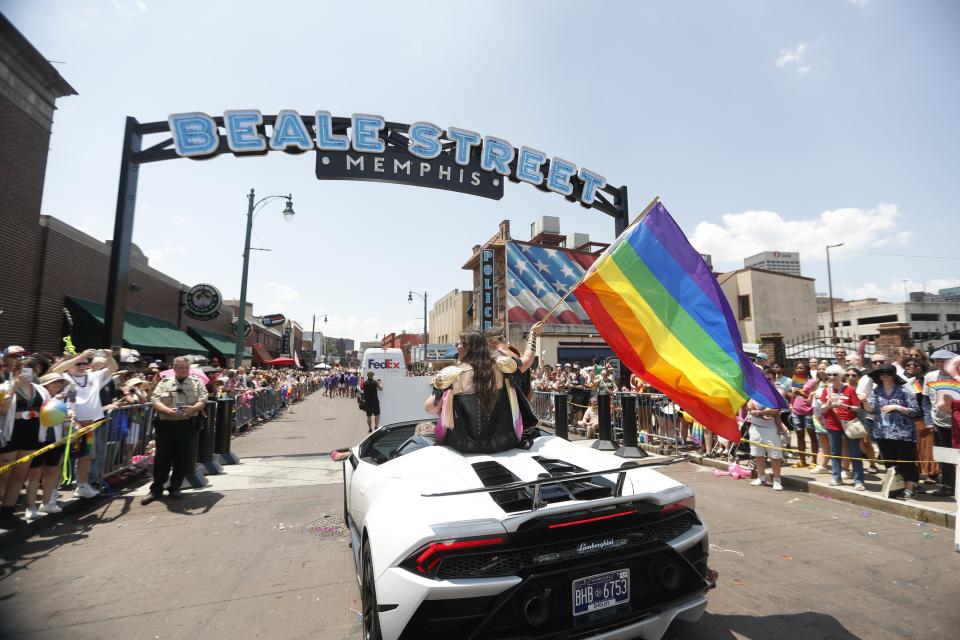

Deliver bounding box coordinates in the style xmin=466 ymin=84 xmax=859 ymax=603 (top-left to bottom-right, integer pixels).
xmin=817 ymin=300 xmax=960 ymax=342
xmin=744 ymin=251 xmax=802 ymax=277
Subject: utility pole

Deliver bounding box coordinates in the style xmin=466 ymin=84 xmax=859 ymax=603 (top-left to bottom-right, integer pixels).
xmin=826 ymin=243 xmax=844 ymax=345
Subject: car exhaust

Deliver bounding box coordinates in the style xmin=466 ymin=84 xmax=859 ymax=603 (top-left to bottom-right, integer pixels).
xmin=518 ymin=589 xmax=550 ymax=626
xmin=649 ymin=557 xmax=682 ymax=591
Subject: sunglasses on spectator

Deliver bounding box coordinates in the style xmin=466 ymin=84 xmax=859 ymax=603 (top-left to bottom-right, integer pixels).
xmin=871 ymin=359 xmax=885 ymax=364
xmin=826 ymin=373 xmax=839 ymax=377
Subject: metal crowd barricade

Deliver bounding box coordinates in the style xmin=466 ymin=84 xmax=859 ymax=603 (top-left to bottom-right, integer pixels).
xmin=93 ymin=382 xmax=321 ymax=490
xmin=233 ymin=391 xmax=257 ymax=432
xmin=634 ymin=392 xmax=683 ymax=456
xmin=530 ymin=391 xmax=557 ymax=427
xmin=100 ymin=402 xmax=155 ymax=482
xmin=256 ymin=388 xmax=281 ymax=419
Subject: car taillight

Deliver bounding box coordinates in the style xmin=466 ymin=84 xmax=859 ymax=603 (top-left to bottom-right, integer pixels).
xmin=408 ymin=536 xmax=506 ymax=577
xmin=660 ymin=496 xmax=695 ymax=514
xmin=547 ymin=509 xmax=638 ymax=529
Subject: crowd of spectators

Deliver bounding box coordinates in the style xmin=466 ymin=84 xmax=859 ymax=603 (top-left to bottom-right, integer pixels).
xmin=0 ymin=344 xmax=322 ymax=529
xmin=527 ymin=347 xmax=960 ymax=501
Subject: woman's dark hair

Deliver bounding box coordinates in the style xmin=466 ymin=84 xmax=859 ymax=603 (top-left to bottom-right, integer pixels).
xmin=33 ymin=352 xmax=52 ymax=376
xmin=482 ymin=324 xmax=506 ymax=342
xmin=459 ymin=330 xmax=498 ymax=412
xmin=903 ymin=357 xmax=922 ymax=371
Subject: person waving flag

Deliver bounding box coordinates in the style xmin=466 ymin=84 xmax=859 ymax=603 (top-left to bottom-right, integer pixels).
xmin=555 ymin=198 xmax=786 ymax=442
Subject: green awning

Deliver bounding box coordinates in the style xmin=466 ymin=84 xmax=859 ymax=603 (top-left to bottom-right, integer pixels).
xmin=188 ymin=327 xmax=241 ymax=357
xmin=66 ymin=297 xmax=208 ymax=355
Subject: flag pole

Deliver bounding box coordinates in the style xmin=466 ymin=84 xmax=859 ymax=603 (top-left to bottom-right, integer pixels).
xmin=540 ymin=195 xmax=660 ymax=322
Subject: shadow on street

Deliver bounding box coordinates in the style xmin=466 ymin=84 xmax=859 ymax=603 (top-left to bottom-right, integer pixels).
xmin=667 ymin=611 xmax=861 ymax=639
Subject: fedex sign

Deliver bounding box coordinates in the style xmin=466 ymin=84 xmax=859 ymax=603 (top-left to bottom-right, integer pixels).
xmin=361 ymin=348 xmax=408 ymax=381
xmin=367 ymin=358 xmax=402 ymax=370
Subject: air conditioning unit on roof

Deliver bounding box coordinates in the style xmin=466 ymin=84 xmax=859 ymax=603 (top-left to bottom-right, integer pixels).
xmin=566 ymin=232 xmax=590 ymax=250
xmin=530 ymin=215 xmax=560 ymax=237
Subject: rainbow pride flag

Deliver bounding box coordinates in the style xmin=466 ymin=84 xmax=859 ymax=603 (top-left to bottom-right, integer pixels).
xmin=574 ymin=201 xmax=786 ymax=442
xmin=928 ymin=379 xmax=960 ymax=396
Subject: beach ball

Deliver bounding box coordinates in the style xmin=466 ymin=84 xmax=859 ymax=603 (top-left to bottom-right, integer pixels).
xmin=40 ymin=399 xmax=69 ymax=427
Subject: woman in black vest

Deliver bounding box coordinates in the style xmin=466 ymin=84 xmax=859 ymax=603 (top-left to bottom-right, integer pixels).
xmin=425 ymin=331 xmax=536 ymax=454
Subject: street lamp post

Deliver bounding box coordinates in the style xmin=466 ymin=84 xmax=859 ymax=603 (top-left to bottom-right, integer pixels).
xmin=408 ymin=290 xmax=428 ymax=372
xmin=234 ymin=188 xmax=295 ymax=367
xmin=825 ymin=243 xmax=844 ymax=345
xmin=310 ymin=313 xmax=327 ymax=365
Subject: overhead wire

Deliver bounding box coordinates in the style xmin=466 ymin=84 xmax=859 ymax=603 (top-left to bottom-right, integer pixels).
xmin=842 ymin=248 xmax=960 ymax=261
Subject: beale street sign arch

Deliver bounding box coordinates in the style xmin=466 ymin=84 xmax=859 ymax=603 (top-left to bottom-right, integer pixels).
xmin=104 ymin=112 xmax=631 ymax=349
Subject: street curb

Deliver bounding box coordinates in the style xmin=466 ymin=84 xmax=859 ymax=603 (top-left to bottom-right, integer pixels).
xmin=689 ymin=454 xmax=956 ymax=530
xmin=0 ymin=485 xmax=138 ymax=548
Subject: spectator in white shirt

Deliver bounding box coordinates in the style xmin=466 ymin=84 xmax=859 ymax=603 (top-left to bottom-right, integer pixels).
xmin=49 ymin=349 xmax=118 ymax=499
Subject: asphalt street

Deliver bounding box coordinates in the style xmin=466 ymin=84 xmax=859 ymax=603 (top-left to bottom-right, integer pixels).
xmin=0 ymin=390 xmax=957 ymax=640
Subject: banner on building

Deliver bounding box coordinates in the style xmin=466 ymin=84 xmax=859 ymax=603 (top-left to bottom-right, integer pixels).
xmin=505 ymin=241 xmax=598 ymax=325
xmin=480 ymin=248 xmax=495 ymax=331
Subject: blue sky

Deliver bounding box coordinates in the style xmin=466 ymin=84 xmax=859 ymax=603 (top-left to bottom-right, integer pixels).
xmin=4 ymin=0 xmax=959 ymax=344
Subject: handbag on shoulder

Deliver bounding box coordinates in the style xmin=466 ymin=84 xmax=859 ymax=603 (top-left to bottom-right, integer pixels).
xmin=841 ymin=418 xmax=868 ymax=439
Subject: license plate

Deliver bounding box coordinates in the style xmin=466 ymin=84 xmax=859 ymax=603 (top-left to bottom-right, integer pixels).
xmin=572 ymin=569 xmax=630 ymax=616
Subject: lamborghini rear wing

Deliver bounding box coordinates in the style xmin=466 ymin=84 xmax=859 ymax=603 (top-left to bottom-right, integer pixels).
xmin=421 ymin=456 xmax=684 ymax=511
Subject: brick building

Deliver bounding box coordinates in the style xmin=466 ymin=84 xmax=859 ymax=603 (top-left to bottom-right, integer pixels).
xmin=381 ymin=331 xmax=423 ymax=367
xmin=0 ymin=15 xmax=76 ymax=351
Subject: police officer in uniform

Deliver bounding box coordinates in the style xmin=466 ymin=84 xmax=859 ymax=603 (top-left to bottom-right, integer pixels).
xmin=142 ymin=356 xmax=208 ymax=504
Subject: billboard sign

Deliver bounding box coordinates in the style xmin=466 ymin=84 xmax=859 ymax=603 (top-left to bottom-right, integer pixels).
xmin=505 ymin=241 xmax=598 ymax=325
xmin=261 ymin=313 xmax=286 ymax=327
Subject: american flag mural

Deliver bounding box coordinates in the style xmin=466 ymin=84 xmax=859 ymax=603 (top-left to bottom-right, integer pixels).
xmin=505 ymin=241 xmax=599 ymax=325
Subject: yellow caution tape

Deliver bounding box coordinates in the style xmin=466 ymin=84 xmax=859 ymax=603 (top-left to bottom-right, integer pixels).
xmin=0 ymin=417 xmax=109 ymax=475
xmin=739 ymin=437 xmax=936 ymax=465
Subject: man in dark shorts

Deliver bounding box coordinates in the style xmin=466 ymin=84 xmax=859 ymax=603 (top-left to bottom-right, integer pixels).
xmin=362 ymin=372 xmax=383 ymax=432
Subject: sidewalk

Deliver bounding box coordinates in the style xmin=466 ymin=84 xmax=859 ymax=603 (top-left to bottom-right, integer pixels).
xmin=555 ymin=428 xmax=958 ymax=530
xmin=0 ymin=391 xmax=368 ymax=640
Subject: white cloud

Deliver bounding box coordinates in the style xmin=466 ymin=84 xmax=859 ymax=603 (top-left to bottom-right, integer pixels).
xmin=690 ymin=203 xmax=909 ymax=266
xmin=112 ymin=0 xmax=147 ymax=18
xmin=849 ymin=0 xmax=870 ymax=8
xmin=264 ymin=282 xmax=300 ymax=302
xmin=776 ymin=42 xmax=812 ymax=74
xmin=844 ymin=277 xmax=960 ymax=302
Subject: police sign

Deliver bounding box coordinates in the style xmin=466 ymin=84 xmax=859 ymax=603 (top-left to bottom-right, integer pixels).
xmin=480 ymin=249 xmax=495 ymax=331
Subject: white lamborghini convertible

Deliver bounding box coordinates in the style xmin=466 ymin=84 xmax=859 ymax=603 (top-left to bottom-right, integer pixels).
xmin=336 ymin=422 xmax=715 ymax=640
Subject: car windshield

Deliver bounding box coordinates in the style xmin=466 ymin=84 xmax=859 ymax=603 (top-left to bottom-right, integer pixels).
xmin=360 ymin=424 xmax=418 ymax=464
